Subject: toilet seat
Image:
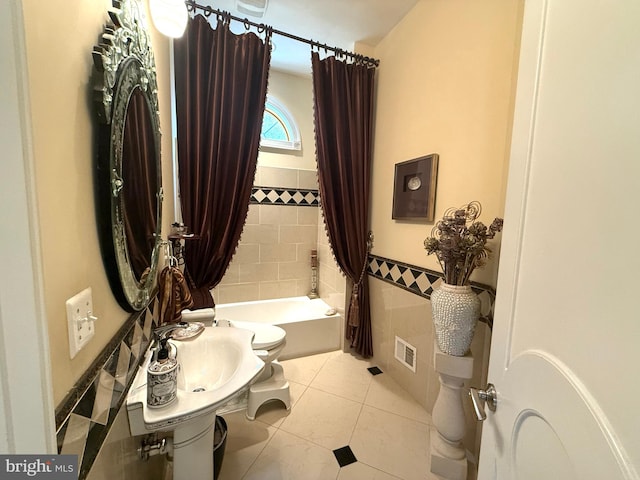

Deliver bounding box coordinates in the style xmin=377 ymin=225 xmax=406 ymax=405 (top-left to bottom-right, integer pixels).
xmin=229 ymin=321 xmax=286 ymax=351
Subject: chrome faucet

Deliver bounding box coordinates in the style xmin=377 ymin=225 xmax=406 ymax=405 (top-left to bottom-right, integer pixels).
xmin=151 ymin=322 xmax=188 ymax=348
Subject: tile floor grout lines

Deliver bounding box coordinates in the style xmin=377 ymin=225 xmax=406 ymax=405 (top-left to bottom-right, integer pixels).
xmin=218 ymin=350 xmax=436 ymax=480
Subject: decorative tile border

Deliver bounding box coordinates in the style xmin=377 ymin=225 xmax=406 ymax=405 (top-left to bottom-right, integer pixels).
xmin=251 ymin=186 xmax=319 ymax=207
xmin=55 ymin=297 xmax=159 ymax=480
xmin=367 ymin=254 xmax=497 ymax=328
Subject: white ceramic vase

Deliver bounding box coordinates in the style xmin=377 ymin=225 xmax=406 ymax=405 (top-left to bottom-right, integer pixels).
xmin=430 ymin=283 xmax=480 ymax=356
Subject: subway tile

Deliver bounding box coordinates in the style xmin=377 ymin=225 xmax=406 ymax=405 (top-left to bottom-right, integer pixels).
xmin=297 ymin=169 xmax=318 ymax=190
xmin=260 ymin=244 xmax=297 ymax=263
xmin=240 ymin=224 xmax=278 ymax=245
xmin=280 ymin=225 xmax=318 ymax=244
xmin=319 ymin=266 xmax=339 ymax=291
xmin=245 ymin=204 xmax=259 ymax=225
xmin=258 ymin=225 xmax=279 ymax=245
xmin=217 ymin=283 xmax=260 ymax=304
xmin=278 ymin=261 xmax=309 ymax=281
xmin=218 ymin=264 xmax=240 ymax=285
xmin=239 ymin=262 xmax=278 ymax=283
xmin=297 ymin=206 xmax=319 ymax=226
xmin=253 ymin=165 xmax=263 ymax=185
xmin=259 ymin=166 xmax=298 ymax=189
xmin=296 ymin=243 xmax=317 ymax=263
xmin=259 ymin=280 xmax=298 ymax=300
xmin=294 ymin=279 xmax=312 ymax=297
xmin=239 ymin=225 xmax=260 ymax=244
xmin=232 ymin=244 xmax=260 ymax=265
xmin=260 ymin=204 xmax=298 ymax=225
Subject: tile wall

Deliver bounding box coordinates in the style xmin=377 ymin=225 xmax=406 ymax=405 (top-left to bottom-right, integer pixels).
xmin=56 ymin=298 xmax=163 ymax=480
xmin=213 ymin=165 xmax=346 ymax=311
xmin=366 ymin=254 xmax=495 ymax=460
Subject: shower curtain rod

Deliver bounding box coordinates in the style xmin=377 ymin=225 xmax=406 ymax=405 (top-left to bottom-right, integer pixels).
xmin=184 ymin=0 xmax=380 ymax=68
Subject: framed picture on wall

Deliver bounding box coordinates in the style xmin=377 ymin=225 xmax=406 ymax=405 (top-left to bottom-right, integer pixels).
xmin=392 ymin=154 xmax=439 ymax=221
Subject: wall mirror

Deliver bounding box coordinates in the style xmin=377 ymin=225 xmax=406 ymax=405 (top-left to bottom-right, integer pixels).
xmin=92 ymin=0 xmax=163 ymax=311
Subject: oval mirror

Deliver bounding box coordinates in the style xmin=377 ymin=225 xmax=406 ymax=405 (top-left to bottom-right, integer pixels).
xmin=92 ymin=0 xmax=163 ymax=311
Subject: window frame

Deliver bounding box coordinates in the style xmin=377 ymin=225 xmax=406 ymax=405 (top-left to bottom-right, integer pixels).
xmin=260 ymin=94 xmax=301 ymax=151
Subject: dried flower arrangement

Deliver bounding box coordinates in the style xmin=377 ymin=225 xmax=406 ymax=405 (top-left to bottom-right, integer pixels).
xmin=423 ymin=201 xmax=503 ymax=286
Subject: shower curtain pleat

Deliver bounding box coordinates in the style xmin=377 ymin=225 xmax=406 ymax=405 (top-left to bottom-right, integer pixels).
xmin=174 ymin=15 xmax=271 ymax=308
xmin=122 ymin=88 xmax=158 ymax=281
xmin=311 ymin=52 xmax=375 ymax=357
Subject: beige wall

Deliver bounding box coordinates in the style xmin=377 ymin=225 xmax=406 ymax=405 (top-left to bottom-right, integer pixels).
xmin=21 ymin=0 xmax=175 ymax=406
xmin=258 ymin=70 xmax=316 ymax=171
xmin=371 ymin=0 xmax=523 ymax=287
xmin=369 ymin=0 xmax=523 ymax=461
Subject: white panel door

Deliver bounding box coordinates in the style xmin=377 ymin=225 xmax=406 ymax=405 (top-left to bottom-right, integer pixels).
xmin=477 ymin=1 xmax=640 ymax=479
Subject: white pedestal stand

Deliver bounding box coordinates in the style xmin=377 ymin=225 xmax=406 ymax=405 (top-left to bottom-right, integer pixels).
xmin=172 ymin=412 xmax=216 ymax=480
xmin=430 ymin=342 xmax=474 ymax=480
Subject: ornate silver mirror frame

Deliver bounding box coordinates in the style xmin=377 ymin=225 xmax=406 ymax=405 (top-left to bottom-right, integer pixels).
xmin=92 ymin=0 xmax=163 ymax=311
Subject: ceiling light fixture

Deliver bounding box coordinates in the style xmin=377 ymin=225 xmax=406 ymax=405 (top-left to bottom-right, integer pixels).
xmin=236 ymin=0 xmax=269 ymax=18
xmin=149 ymin=0 xmax=188 ymax=38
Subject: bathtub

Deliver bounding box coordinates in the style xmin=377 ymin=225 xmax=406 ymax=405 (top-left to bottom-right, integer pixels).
xmin=215 ymin=296 xmax=343 ymax=360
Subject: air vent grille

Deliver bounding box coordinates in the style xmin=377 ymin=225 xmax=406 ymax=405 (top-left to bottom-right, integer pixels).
xmin=395 ymin=336 xmax=416 ymax=372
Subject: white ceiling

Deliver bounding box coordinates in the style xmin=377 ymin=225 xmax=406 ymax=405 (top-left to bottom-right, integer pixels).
xmin=195 ymin=0 xmax=420 ymax=75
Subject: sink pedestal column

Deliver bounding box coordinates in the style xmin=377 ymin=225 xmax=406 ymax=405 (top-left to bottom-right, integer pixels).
xmin=172 ymin=412 xmax=216 ymax=480
xmin=430 ymin=341 xmax=474 ymax=480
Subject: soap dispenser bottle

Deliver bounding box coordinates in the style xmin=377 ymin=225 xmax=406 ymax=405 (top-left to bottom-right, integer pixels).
xmin=147 ymin=338 xmax=178 ymax=408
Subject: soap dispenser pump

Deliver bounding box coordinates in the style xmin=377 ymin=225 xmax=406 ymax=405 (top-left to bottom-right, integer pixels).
xmin=147 ymin=338 xmax=178 ymax=408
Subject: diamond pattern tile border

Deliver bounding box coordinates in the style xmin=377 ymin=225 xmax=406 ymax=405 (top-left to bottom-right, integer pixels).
xmin=367 ymin=254 xmax=496 ymax=328
xmin=251 ymin=186 xmax=319 ymax=207
xmin=55 ymin=296 xmax=159 ymax=480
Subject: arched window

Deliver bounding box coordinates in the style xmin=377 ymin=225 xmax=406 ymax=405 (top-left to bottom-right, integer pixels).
xmin=261 ymin=95 xmax=301 ymax=151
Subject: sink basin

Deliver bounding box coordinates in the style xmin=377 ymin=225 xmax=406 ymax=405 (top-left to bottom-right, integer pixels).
xmin=127 ymin=326 xmax=264 ymax=435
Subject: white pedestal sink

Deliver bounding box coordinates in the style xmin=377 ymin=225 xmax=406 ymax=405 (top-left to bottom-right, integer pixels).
xmin=127 ymin=326 xmax=264 ymax=480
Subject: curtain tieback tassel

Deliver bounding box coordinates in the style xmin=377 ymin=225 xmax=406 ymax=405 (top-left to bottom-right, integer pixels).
xmin=348 ymin=283 xmax=360 ymax=328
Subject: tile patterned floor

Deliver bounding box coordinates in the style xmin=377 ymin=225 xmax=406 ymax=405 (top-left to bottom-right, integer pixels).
xmin=217 ymin=351 xmax=439 ymax=480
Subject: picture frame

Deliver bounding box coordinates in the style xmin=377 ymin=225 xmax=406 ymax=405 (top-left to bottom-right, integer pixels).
xmin=392 ymin=154 xmax=439 ymax=221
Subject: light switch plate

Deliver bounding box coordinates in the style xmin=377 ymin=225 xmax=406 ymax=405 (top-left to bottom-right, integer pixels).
xmin=66 ymin=287 xmax=96 ymax=359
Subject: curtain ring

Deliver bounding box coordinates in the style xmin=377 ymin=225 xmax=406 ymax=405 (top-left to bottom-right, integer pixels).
xmin=243 ymin=18 xmax=251 ymax=30
xmin=257 ymin=23 xmax=266 ymax=33
xmin=204 ymin=6 xmax=213 ymax=17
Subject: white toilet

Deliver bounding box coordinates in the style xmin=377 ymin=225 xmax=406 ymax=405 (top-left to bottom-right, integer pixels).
xmin=227 ymin=320 xmax=291 ymax=420
xmin=180 ymin=309 xmax=291 ymax=420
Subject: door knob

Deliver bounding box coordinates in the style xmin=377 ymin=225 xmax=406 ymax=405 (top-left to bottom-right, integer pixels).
xmin=469 ymin=383 xmax=497 ymax=421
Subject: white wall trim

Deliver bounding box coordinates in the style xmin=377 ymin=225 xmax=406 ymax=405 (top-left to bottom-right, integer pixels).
xmin=0 ymin=0 xmax=56 ymax=454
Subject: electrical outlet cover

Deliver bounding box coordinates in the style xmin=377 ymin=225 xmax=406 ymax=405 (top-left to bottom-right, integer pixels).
xmin=66 ymin=287 xmax=96 ymax=359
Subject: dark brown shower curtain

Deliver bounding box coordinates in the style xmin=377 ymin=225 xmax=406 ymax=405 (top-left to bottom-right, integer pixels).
xmin=174 ymin=15 xmax=271 ymax=308
xmin=122 ymin=87 xmax=158 ymax=281
xmin=312 ymin=52 xmax=375 ymax=357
